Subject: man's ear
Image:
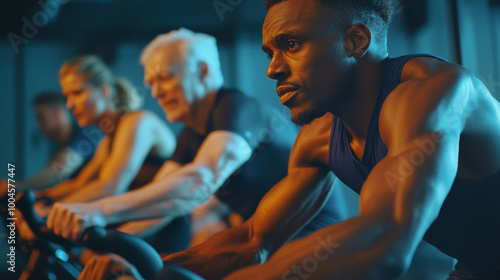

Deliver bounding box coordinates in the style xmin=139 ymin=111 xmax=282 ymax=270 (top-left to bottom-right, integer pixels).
xmin=344 ymin=23 xmax=372 ymax=59
xmin=198 ymin=61 xmax=209 ymax=82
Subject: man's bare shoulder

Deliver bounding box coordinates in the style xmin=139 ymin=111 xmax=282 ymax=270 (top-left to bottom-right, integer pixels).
xmin=381 ymin=56 xmax=500 ymax=178
xmin=380 ymin=57 xmax=476 ymax=147
xmin=401 ymin=56 xmax=469 ymax=82
xmin=289 ymin=113 xmax=333 ymax=168
xmin=386 ymin=56 xmax=497 ymax=133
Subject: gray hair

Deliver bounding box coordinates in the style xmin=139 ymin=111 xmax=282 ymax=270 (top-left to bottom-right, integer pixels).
xmin=140 ymin=28 xmax=224 ymax=91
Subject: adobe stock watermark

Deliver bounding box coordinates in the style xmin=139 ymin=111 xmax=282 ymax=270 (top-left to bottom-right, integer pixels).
xmin=213 ymin=0 xmax=243 ymax=22
xmin=383 ymin=134 xmax=443 ymax=192
xmin=383 ymin=92 xmax=480 ymax=192
xmin=50 ymin=127 xmax=103 ymax=182
xmin=7 ymin=0 xmax=68 ymax=54
xmin=282 ymin=235 xmax=341 ymax=280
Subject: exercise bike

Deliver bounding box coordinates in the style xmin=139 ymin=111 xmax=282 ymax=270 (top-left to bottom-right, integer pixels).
xmin=16 ymin=190 xmax=204 ymax=280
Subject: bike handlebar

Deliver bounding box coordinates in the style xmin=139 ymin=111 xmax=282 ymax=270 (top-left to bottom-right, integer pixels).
xmin=16 ymin=190 xmax=164 ymax=280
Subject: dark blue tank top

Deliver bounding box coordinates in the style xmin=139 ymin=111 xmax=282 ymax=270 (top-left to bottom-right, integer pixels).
xmin=329 ymin=54 xmax=500 ymax=272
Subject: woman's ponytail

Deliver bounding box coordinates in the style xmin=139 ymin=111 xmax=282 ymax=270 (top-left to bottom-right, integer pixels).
xmin=113 ymin=77 xmax=143 ymax=112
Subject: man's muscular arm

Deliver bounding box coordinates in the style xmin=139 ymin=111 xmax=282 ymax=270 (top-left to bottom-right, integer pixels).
xmin=225 ymin=60 xmax=478 ymax=280
xmin=164 ymin=114 xmax=336 ymax=280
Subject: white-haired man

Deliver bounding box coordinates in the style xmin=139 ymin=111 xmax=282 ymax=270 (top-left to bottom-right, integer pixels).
xmin=46 ymin=28 xmax=347 ymax=258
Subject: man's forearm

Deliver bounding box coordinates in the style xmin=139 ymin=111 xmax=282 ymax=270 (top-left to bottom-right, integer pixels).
xmin=99 ymin=164 xmax=218 ymax=225
xmin=97 ymin=133 xmax=252 ymax=225
xmin=225 ymin=215 xmax=406 ymax=280
xmin=164 ymin=222 xmax=263 ymax=280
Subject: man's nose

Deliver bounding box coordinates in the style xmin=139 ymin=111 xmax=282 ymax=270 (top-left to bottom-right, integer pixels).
xmin=266 ymin=53 xmax=289 ymax=81
xmin=151 ymin=83 xmax=163 ymax=99
xmin=151 ymin=83 xmax=159 ymax=98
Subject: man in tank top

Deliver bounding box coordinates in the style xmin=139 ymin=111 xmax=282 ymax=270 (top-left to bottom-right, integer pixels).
xmin=220 ymin=1 xmax=499 ymax=279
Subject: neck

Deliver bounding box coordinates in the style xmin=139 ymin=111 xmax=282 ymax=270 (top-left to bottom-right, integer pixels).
xmin=185 ymin=88 xmax=219 ymax=136
xmin=335 ymin=54 xmax=388 ymax=142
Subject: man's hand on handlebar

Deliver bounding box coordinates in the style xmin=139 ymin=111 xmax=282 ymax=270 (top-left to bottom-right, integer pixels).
xmin=47 ymin=202 xmax=107 ymax=241
xmin=78 ymin=253 xmax=144 ymax=280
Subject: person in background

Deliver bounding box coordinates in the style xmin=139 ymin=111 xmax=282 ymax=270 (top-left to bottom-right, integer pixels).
xmin=1 ymin=92 xmax=100 ymax=197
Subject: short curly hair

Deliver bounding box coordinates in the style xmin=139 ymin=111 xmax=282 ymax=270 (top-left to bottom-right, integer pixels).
xmin=33 ymin=92 xmax=66 ymax=108
xmin=265 ymin=0 xmax=393 ymax=43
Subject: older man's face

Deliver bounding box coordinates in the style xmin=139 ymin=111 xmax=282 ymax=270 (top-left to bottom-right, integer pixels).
xmin=262 ymin=0 xmax=353 ymax=125
xmin=144 ymin=46 xmax=198 ymax=124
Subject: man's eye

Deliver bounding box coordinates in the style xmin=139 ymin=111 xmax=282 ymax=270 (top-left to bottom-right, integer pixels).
xmin=287 ymin=40 xmax=300 ymax=50
xmin=157 ymin=71 xmax=175 ymax=82
xmin=266 ymin=52 xmax=273 ymax=60
xmin=157 ymin=75 xmax=167 ymax=82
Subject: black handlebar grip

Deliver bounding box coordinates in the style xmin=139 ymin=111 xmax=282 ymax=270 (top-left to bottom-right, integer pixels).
xmin=16 ymin=190 xmax=75 ymax=247
xmin=82 ymin=227 xmax=163 ymax=280
xmin=17 ymin=190 xmax=164 ymax=280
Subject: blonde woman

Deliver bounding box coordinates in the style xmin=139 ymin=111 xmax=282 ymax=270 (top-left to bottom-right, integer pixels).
xmin=38 ymin=55 xmax=176 ymax=205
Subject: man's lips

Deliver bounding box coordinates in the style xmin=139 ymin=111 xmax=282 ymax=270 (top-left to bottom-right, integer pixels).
xmin=160 ymin=100 xmax=177 ymax=107
xmin=277 ymin=86 xmax=299 ymax=104
xmin=277 ymin=85 xmax=299 ymax=97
